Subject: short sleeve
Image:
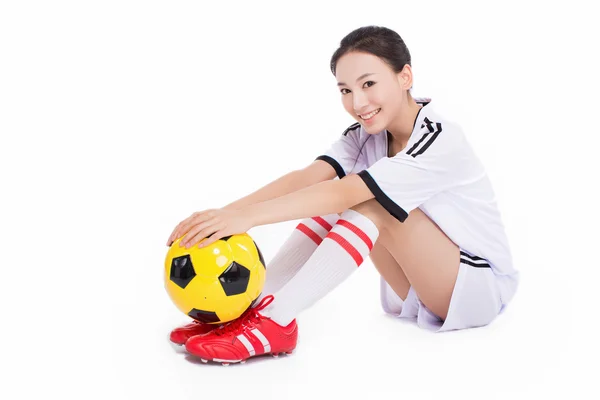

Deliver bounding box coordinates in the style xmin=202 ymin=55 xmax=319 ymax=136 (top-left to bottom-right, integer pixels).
xmin=315 ymin=123 xmax=363 ymax=179
xmin=357 ymin=119 xmax=479 ymax=222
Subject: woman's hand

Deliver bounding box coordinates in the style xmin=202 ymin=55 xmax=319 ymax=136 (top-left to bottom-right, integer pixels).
xmin=166 ymin=208 xmax=254 ymax=249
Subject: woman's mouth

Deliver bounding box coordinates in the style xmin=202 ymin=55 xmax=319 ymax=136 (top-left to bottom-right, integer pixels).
xmin=359 ymin=108 xmax=381 ymax=122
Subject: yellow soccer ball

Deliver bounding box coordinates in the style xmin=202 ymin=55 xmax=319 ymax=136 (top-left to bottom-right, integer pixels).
xmin=164 ymin=233 xmax=266 ymax=324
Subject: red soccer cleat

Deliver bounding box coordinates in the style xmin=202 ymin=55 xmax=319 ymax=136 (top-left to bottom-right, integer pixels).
xmin=169 ymin=320 xmax=221 ymax=345
xmin=185 ymin=295 xmax=298 ymax=365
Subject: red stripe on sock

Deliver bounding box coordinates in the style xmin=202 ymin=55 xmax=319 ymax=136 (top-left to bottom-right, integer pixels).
xmin=336 ymin=219 xmax=374 ymax=250
xmin=326 ymin=231 xmax=363 ymax=267
xmin=296 ymin=223 xmax=323 ymax=245
xmin=312 ymin=216 xmax=333 ymax=231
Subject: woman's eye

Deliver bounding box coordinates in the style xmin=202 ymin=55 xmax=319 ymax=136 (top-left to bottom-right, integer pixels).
xmin=364 ymin=81 xmax=376 ymax=88
xmin=340 ymin=88 xmax=350 ymax=95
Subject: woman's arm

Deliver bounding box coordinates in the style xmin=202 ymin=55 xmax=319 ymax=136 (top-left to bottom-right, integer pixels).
xmin=222 ymin=160 xmax=337 ymax=211
xmin=167 ymin=160 xmax=338 ymax=246
xmin=245 ymin=174 xmax=374 ymax=227
xmin=176 ymin=172 xmax=373 ymax=249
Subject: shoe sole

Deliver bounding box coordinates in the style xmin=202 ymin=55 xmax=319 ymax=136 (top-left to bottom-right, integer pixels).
xmin=199 ymin=350 xmax=295 ymax=366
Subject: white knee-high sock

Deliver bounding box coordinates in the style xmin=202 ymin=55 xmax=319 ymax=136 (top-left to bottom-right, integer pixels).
xmin=255 ymin=213 xmax=340 ymax=302
xmin=261 ymin=209 xmax=379 ymax=326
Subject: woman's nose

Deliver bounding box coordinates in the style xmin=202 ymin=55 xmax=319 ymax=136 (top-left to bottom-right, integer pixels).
xmin=353 ymin=91 xmax=369 ymax=113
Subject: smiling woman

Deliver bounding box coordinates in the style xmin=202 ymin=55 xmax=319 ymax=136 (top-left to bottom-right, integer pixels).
xmin=167 ymin=25 xmax=520 ymax=366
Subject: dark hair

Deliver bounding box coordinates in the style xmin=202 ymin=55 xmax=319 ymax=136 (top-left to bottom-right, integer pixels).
xmin=330 ymin=26 xmax=412 ymax=77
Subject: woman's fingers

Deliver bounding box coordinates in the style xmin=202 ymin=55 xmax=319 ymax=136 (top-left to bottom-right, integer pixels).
xmin=180 ymin=217 xmax=219 ymax=247
xmin=197 ymin=229 xmax=226 ymax=248
xmin=167 ymin=224 xmax=182 ymax=246
xmin=183 ymin=222 xmax=224 ymax=249
xmin=168 ymin=219 xmax=188 ymax=245
xmin=167 ymin=211 xmax=211 ymax=246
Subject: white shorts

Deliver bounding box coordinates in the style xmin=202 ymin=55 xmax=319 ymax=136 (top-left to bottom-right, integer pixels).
xmin=380 ymin=252 xmax=514 ymax=332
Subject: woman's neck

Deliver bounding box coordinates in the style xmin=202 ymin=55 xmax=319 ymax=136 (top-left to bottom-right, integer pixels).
xmin=386 ymin=96 xmax=423 ymax=150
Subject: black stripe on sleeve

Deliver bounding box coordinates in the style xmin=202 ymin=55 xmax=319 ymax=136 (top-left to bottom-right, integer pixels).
xmin=315 ymin=155 xmax=346 ymax=179
xmin=357 ymin=170 xmax=409 ymax=223
xmin=406 ymin=131 xmax=432 ymax=156
xmin=412 ymin=122 xmax=442 ymax=158
xmin=406 ymin=118 xmax=443 ymax=158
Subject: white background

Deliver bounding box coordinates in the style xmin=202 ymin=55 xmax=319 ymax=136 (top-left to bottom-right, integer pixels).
xmin=1 ymin=1 xmax=599 ymax=399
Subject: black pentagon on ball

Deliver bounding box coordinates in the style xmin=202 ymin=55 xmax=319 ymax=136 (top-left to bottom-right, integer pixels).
xmin=188 ymin=308 xmax=220 ymax=323
xmin=219 ymin=235 xmax=266 ymax=269
xmin=253 ymin=240 xmax=266 ymax=269
xmin=170 ymin=255 xmax=196 ymax=289
xmin=218 ymin=261 xmax=251 ymax=296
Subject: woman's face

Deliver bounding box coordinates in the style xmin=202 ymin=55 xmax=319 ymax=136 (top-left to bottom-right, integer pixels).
xmin=335 ymin=51 xmax=409 ymax=134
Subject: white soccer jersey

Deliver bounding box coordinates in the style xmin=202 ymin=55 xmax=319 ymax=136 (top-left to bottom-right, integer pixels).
xmin=316 ymin=98 xmax=519 ymax=307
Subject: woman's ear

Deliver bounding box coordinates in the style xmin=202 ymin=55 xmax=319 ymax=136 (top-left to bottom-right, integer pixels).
xmin=396 ymin=64 xmax=414 ymax=91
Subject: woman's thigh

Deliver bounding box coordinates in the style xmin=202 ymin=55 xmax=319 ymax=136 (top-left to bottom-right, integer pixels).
xmin=350 ymin=199 xmax=460 ymax=320
xmin=378 ymin=208 xmax=460 ymax=320
xmin=369 ymin=239 xmax=410 ymax=301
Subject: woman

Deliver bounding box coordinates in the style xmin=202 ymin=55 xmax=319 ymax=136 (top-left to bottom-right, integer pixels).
xmin=166 ymin=26 xmax=519 ymax=365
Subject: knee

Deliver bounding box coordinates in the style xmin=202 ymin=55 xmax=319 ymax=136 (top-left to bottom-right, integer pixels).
xmin=347 ymin=199 xmax=388 ymax=231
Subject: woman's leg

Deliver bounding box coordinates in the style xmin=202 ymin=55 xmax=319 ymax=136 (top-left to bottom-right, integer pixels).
xmin=351 ymin=199 xmax=460 ymax=320
xmin=261 ymin=208 xmax=380 ymax=326
xmin=370 ymin=240 xmax=410 ymax=300
xmin=257 ymin=213 xmax=339 ymax=301
xmin=370 ymin=240 xmax=411 ymax=315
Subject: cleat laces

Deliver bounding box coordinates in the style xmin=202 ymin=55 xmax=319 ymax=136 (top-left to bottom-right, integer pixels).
xmin=213 ymin=295 xmax=274 ymax=337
